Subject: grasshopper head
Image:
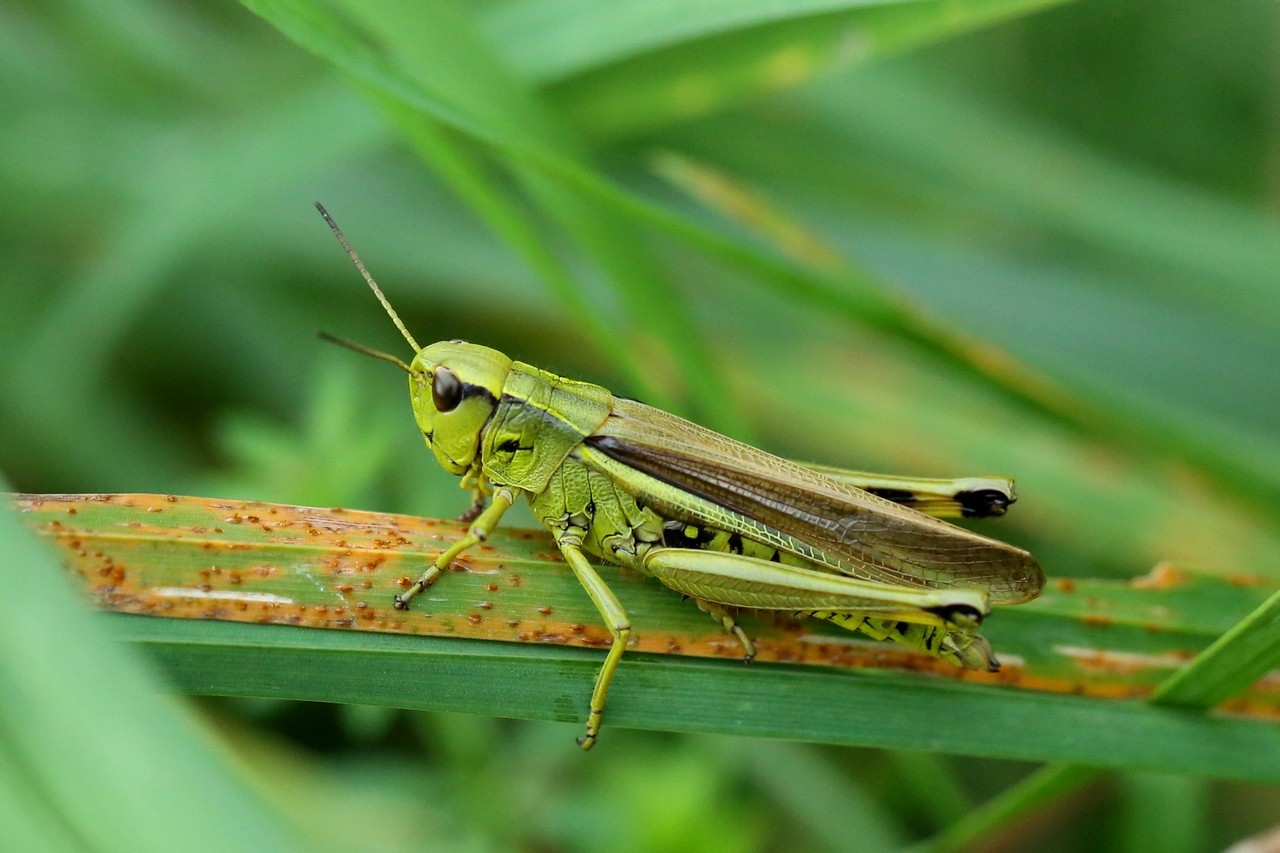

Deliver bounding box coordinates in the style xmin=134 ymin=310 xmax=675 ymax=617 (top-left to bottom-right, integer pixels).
xmin=409 ymin=341 xmax=511 ymax=475
xmin=314 ymin=203 xmax=512 ymax=478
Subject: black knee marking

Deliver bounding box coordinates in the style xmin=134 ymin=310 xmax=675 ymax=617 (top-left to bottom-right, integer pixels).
xmin=925 ymin=602 xmax=985 ymax=626
xmin=956 ymin=489 xmax=1012 ymax=518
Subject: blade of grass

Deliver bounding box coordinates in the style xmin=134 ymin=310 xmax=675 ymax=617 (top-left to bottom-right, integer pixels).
xmin=728 ymin=739 xmax=905 ymax=851
xmin=1112 ymin=772 xmax=1208 ymax=853
xmin=12 ymin=493 xmax=1280 ymax=780
xmin=887 ymin=751 xmax=974 ymax=828
xmin=792 ymin=68 xmax=1280 ymax=336
xmin=1151 ymin=586 xmax=1280 ymax=709
xmin=537 ymin=0 xmax=1069 ymax=138
xmin=484 ymin=0 xmax=948 ymax=81
xmin=15 ymin=493 xmax=1280 ymax=705
xmin=918 ymin=764 xmax=1102 ymax=852
xmin=107 ymin=615 xmax=1280 ymax=781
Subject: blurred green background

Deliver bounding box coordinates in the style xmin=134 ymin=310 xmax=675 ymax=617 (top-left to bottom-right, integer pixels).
xmin=3 ymin=0 xmax=1279 ymax=849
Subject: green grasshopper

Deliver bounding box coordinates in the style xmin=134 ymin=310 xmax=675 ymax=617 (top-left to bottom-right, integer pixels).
xmin=315 ymin=203 xmax=1044 ymax=749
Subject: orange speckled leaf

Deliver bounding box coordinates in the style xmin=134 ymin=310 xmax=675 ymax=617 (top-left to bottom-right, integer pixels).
xmin=11 ymin=493 xmax=1280 ymax=718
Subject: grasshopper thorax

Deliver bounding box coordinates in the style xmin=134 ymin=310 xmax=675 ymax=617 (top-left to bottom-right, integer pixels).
xmin=409 ymin=341 xmax=512 ymax=476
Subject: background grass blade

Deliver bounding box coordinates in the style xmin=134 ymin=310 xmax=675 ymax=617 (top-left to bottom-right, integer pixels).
xmin=518 ymin=0 xmax=1070 ymax=136
xmin=920 ymin=764 xmax=1102 ymax=852
xmin=0 ymin=485 xmax=300 ymax=850
xmin=1152 ymin=587 xmax=1280 ymax=710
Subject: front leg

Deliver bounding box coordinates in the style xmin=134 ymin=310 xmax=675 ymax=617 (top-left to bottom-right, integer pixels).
xmin=394 ymin=487 xmax=515 ymax=610
xmin=458 ymin=469 xmax=492 ymax=523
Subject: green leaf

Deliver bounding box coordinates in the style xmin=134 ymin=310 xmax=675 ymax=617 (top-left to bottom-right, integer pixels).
xmin=107 ymin=616 xmax=1280 ymax=781
xmin=919 ymin=764 xmax=1101 ymax=852
xmin=14 ymin=493 xmax=1280 ymax=780
xmin=486 ymin=0 xmax=947 ymax=80
xmin=1112 ymin=772 xmax=1208 ymax=853
xmin=534 ymin=0 xmax=1070 ymax=138
xmin=1152 ymin=586 xmax=1280 ymax=709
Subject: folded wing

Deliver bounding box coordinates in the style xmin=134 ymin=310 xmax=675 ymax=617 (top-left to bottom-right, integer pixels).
xmin=586 ymin=398 xmax=1043 ymax=605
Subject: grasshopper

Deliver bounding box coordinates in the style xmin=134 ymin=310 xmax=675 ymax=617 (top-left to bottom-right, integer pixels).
xmin=315 ymin=203 xmax=1044 ymax=749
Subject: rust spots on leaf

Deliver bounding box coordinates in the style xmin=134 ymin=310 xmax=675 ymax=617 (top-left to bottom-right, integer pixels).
xmin=1055 ymin=645 xmax=1194 ymax=678
xmin=12 ymin=493 xmax=1280 ymax=721
xmin=1226 ymin=573 xmax=1269 ymax=587
xmin=1130 ymin=563 xmax=1189 ymax=590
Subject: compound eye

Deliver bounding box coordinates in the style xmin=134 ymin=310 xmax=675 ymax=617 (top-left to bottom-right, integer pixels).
xmin=431 ymin=366 xmax=463 ymax=412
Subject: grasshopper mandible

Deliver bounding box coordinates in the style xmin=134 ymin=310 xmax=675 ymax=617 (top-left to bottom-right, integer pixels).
xmin=315 ymin=203 xmax=1044 ymax=749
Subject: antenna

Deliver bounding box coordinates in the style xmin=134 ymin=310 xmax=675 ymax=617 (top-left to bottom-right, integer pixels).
xmin=317 ymin=331 xmax=414 ymax=374
xmin=315 ymin=201 xmax=422 ymax=353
